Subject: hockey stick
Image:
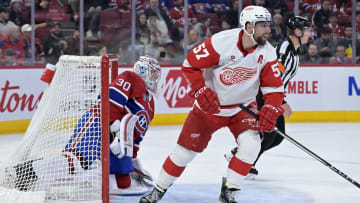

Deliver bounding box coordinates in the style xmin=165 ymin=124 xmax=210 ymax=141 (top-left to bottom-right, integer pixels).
xmin=239 ymin=104 xmax=360 ymax=189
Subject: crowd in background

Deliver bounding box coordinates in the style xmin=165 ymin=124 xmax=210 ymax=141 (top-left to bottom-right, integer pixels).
xmin=0 ymin=0 xmax=359 ymax=66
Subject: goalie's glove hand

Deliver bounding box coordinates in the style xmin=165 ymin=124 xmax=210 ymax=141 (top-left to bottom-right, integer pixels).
xmin=258 ymin=104 xmax=284 ymax=132
xmin=192 ymin=86 xmax=220 ymax=114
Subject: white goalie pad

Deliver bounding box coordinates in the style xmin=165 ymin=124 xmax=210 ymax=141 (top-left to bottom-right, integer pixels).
xmin=110 ymin=114 xmax=138 ymax=158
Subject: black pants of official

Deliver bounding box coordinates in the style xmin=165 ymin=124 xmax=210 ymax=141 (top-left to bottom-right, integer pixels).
xmin=253 ymin=114 xmax=285 ymax=166
xmin=253 ymin=90 xmax=286 ymax=166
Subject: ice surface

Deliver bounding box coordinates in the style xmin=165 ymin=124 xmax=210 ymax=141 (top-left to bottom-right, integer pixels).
xmin=1 ymin=123 xmax=360 ymax=203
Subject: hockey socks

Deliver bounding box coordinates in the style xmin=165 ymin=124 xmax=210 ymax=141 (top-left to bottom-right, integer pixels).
xmin=157 ymin=145 xmax=197 ymax=189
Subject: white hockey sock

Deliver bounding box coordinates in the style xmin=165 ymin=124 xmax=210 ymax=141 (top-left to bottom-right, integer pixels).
xmin=157 ymin=145 xmax=197 ymax=189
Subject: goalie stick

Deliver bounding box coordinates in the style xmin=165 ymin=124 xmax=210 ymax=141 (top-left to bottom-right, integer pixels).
xmin=239 ymin=104 xmax=360 ymax=189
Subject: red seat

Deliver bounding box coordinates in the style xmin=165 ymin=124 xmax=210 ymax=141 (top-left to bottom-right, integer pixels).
xmin=35 ymin=26 xmax=51 ymax=42
xmin=99 ymin=10 xmax=123 ymax=46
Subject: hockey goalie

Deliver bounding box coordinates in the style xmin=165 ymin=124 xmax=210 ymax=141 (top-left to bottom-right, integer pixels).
xmin=1 ymin=55 xmax=162 ymax=199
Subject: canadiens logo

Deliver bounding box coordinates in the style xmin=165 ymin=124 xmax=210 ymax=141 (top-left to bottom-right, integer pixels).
xmin=135 ymin=110 xmax=150 ymax=134
xmin=219 ymin=67 xmax=257 ymax=86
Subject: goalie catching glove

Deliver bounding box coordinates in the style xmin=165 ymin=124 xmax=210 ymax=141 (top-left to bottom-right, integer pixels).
xmin=258 ymin=104 xmax=284 ymax=132
xmin=191 ymin=85 xmax=220 ymax=114
xmin=110 ymin=114 xmax=139 ymax=159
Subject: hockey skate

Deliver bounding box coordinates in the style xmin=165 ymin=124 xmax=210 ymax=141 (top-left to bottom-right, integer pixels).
xmin=109 ymin=174 xmax=152 ymax=195
xmin=139 ymin=184 xmax=167 ymax=203
xmin=245 ymin=166 xmax=258 ymax=181
xmin=218 ymin=177 xmax=240 ymax=203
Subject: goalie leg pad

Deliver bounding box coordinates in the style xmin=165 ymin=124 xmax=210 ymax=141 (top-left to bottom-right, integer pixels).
xmin=110 ymin=114 xmax=138 ymax=158
xmin=64 ymin=111 xmax=101 ymax=168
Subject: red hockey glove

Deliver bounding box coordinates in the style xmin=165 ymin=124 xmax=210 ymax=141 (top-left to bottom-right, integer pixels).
xmin=193 ymin=86 xmax=220 ymax=114
xmin=258 ymin=104 xmax=284 ymax=132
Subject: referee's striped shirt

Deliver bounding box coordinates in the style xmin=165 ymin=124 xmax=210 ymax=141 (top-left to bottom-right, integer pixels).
xmin=276 ymin=37 xmax=301 ymax=89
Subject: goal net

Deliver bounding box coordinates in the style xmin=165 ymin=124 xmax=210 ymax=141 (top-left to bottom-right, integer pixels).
xmin=0 ymin=55 xmax=118 ymax=203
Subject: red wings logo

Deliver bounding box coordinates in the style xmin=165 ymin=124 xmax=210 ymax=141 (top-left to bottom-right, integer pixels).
xmin=219 ymin=67 xmax=257 ymax=86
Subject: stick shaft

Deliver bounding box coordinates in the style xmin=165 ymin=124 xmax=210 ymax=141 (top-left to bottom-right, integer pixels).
xmin=239 ymin=104 xmax=360 ymax=189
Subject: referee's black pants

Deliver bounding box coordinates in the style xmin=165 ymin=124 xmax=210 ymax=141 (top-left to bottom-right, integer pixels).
xmin=253 ymin=114 xmax=285 ymax=166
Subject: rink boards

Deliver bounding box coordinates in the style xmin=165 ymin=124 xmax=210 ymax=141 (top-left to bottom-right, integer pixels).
xmin=1 ymin=65 xmax=360 ymax=134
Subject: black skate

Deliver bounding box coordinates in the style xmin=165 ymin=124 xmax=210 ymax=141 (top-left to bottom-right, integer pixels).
xmin=14 ymin=160 xmax=38 ymax=191
xmin=139 ymin=184 xmax=167 ymax=203
xmin=218 ymin=177 xmax=240 ymax=203
xmin=245 ymin=166 xmax=258 ymax=181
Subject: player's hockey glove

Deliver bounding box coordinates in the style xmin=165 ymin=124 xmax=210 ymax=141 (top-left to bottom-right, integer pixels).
xmin=258 ymin=104 xmax=284 ymax=132
xmin=192 ymin=86 xmax=220 ymax=114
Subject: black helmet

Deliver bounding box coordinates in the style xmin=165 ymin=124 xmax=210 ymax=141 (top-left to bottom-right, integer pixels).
xmin=287 ymin=16 xmax=311 ymax=30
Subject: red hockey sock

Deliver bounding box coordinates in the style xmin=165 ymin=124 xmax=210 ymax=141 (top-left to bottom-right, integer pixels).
xmin=115 ymin=174 xmax=131 ymax=189
xmin=163 ymin=156 xmax=185 ymax=177
xmin=229 ymin=156 xmax=252 ymax=176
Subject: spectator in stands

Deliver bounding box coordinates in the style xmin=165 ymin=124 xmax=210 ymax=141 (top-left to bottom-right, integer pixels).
xmin=66 ymin=30 xmax=89 ymax=56
xmin=85 ymin=1 xmax=110 ymax=39
xmin=136 ymin=13 xmax=150 ymax=45
xmin=314 ymin=27 xmax=336 ymax=59
xmin=303 ymin=0 xmax=322 ymax=14
xmin=209 ymin=0 xmax=228 ymax=15
xmin=193 ymin=16 xmax=212 ymax=39
xmin=181 ymin=28 xmax=202 ymax=52
xmin=1 ymin=25 xmax=25 ymax=62
xmin=42 ymin=22 xmax=67 ymax=64
xmin=221 ymin=18 xmax=232 ymax=30
xmin=312 ymin=0 xmax=332 ymax=32
xmin=224 ymin=0 xmax=238 ymax=28
xmin=357 ymin=11 xmax=360 ymax=40
xmin=330 ymin=44 xmax=352 ymax=64
xmin=20 ymin=24 xmax=45 ymax=65
xmin=271 ymin=13 xmax=286 ymax=43
xmin=35 ymin=0 xmax=51 ymax=24
xmin=1 ymin=48 xmax=18 ymax=66
xmin=300 ymin=42 xmax=327 ymax=64
xmin=144 ymin=31 xmax=161 ymax=58
xmin=145 ymin=0 xmax=172 ymax=30
xmin=9 ymin=0 xmax=23 ymax=26
xmin=91 ymin=43 xmax=107 ymax=56
xmin=190 ymin=0 xmax=211 ymax=14
xmin=147 ymin=10 xmax=172 ymax=45
xmin=156 ymin=45 xmax=171 ymax=65
xmin=0 ymin=7 xmax=15 ymax=37
xmin=168 ymin=0 xmax=197 ymax=40
xmin=324 ymin=12 xmax=344 ymax=42
xmin=264 ymin=0 xmax=287 ymax=15
xmin=337 ymin=24 xmax=360 ymax=60
xmin=333 ymin=0 xmax=352 ymax=16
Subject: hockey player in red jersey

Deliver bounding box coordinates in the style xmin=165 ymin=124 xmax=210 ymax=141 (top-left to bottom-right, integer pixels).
xmin=140 ymin=6 xmax=284 ymax=203
xmin=9 ymin=56 xmax=162 ymax=195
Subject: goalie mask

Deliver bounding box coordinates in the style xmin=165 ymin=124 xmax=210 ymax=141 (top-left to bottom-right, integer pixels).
xmin=133 ymin=56 xmax=161 ymax=95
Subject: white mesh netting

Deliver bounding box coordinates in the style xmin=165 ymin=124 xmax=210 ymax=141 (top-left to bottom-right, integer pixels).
xmin=0 ymin=55 xmax=111 ymax=202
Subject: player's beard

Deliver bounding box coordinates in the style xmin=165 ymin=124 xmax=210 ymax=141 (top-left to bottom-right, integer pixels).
xmin=255 ymin=35 xmax=267 ymax=45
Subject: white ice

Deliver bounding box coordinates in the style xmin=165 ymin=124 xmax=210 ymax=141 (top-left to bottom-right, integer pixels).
xmin=1 ymin=123 xmax=360 ymax=203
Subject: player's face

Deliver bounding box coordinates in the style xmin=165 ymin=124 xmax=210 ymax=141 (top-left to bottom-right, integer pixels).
xmin=254 ymin=22 xmax=271 ymax=45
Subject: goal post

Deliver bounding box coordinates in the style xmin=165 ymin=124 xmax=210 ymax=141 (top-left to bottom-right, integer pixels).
xmin=0 ymin=55 xmax=118 ymax=203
